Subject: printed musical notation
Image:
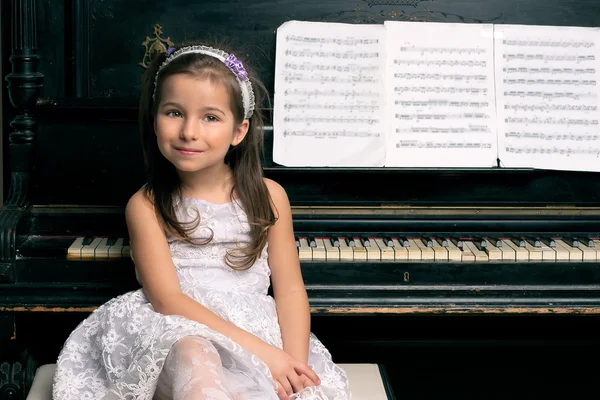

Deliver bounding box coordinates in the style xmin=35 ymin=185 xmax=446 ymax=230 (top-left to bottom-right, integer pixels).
xmin=272 ymin=19 xmax=600 ymax=171
xmin=495 ymin=24 xmax=600 ymax=171
xmin=273 ymin=21 xmax=386 ymax=167
xmin=383 ymin=20 xmax=498 ymax=167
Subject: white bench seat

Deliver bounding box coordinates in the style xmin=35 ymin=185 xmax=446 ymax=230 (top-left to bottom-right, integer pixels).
xmin=26 ymin=363 xmax=392 ymax=399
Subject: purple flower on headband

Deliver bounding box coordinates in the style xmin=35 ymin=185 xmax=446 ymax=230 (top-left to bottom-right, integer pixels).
xmin=166 ymin=47 xmax=176 ymax=56
xmin=225 ymin=53 xmax=248 ymax=80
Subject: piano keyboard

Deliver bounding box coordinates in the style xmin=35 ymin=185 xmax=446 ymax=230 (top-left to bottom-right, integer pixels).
xmin=294 ymin=236 xmax=600 ymax=262
xmin=67 ymin=236 xmax=600 ymax=262
xmin=67 ymin=237 xmax=130 ymax=260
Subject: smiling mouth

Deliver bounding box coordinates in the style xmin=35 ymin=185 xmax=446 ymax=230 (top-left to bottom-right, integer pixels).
xmin=175 ymin=148 xmax=204 ymax=155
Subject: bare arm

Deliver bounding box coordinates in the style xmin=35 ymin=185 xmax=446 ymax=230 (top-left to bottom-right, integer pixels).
xmin=265 ymin=179 xmax=311 ymax=363
xmin=125 ymin=190 xmax=266 ymax=353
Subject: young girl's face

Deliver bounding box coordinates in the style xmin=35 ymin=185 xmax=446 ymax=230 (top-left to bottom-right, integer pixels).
xmin=154 ymin=73 xmax=248 ymax=173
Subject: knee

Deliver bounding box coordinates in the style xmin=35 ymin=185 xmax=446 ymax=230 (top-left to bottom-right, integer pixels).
xmin=170 ymin=336 xmax=218 ymax=364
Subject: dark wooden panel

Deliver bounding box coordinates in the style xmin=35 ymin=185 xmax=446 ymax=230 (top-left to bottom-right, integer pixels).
xmin=32 ymin=0 xmax=600 ymax=102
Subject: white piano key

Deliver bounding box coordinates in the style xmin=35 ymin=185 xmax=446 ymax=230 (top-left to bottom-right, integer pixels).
xmin=463 ymin=241 xmax=488 ymax=262
xmin=429 ymin=238 xmax=448 ymax=261
xmin=81 ymin=237 xmax=103 ymax=259
xmin=352 ymin=237 xmax=367 ymax=261
xmin=374 ymin=238 xmax=394 ymax=261
xmin=482 ymin=238 xmax=502 ymax=261
xmin=501 ymin=239 xmax=527 ymax=261
xmin=108 ymin=238 xmax=124 ymax=259
xmin=67 ymin=237 xmax=85 ymax=260
xmin=391 ymin=239 xmax=409 ymax=261
xmin=298 ymin=237 xmax=312 ymax=261
xmin=366 ymin=237 xmax=381 ymax=261
xmin=443 ymin=238 xmax=462 ymax=261
xmin=413 ymin=238 xmax=435 ymax=261
xmin=312 ymin=238 xmax=327 ymax=261
xmin=337 ymin=236 xmax=354 ymax=261
xmin=94 ymin=237 xmax=110 ymax=259
xmin=405 ymin=239 xmax=422 ymax=261
xmin=555 ymin=239 xmax=582 ymax=261
xmin=323 ymin=238 xmax=340 ymax=261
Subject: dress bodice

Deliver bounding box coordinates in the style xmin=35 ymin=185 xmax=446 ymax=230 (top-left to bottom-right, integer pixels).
xmin=166 ymin=197 xmax=271 ymax=296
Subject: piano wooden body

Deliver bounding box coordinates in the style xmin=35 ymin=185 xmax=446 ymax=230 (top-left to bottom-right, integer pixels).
xmin=2 ymin=0 xmax=600 ymax=398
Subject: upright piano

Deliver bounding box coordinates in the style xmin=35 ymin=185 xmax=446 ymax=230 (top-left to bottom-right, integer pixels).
xmin=2 ymin=0 xmax=600 ymax=398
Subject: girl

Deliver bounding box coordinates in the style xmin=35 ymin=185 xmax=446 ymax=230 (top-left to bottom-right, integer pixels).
xmin=52 ymin=42 xmax=351 ymax=400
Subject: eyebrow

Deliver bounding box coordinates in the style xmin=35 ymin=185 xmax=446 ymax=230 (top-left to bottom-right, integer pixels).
xmin=160 ymin=102 xmax=226 ymax=116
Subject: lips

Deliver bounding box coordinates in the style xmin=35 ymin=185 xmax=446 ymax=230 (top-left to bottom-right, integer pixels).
xmin=175 ymin=147 xmax=203 ymax=155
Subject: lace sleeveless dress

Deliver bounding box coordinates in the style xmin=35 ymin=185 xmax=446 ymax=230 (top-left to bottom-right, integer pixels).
xmin=52 ymin=198 xmax=351 ymax=400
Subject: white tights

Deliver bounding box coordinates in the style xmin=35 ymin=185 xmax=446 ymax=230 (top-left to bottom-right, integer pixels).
xmin=154 ymin=336 xmax=232 ymax=400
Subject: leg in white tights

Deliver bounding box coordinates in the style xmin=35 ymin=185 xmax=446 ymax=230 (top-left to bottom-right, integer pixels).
xmin=155 ymin=336 xmax=232 ymax=400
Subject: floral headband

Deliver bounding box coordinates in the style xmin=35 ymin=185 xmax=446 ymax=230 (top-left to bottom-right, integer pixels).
xmin=153 ymin=45 xmax=255 ymax=119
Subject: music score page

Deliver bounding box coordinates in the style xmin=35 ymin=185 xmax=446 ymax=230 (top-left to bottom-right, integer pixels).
xmin=273 ymin=21 xmax=386 ymax=166
xmin=494 ymin=24 xmax=600 ymax=171
xmin=383 ymin=21 xmax=498 ymax=167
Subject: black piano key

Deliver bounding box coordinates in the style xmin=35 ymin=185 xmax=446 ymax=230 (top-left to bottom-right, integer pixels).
xmin=435 ymin=237 xmax=449 ymax=247
xmin=398 ymin=237 xmax=410 ymax=247
xmin=562 ymin=237 xmax=580 ymax=248
xmin=540 ymin=237 xmax=556 ymax=248
xmin=472 ymin=237 xmax=487 ymax=251
xmin=360 ymin=236 xmax=371 ymax=247
xmin=295 ymin=236 xmax=300 ymax=248
xmin=485 ymin=237 xmax=503 ymax=247
xmin=82 ymin=236 xmax=94 ymax=246
xmin=330 ymin=236 xmax=340 ymax=247
xmin=383 ymin=236 xmax=394 ymax=247
xmin=510 ymin=237 xmax=526 ymax=247
xmin=308 ymin=236 xmax=316 ymax=247
xmin=345 ymin=236 xmax=355 ymax=247
xmin=450 ymin=237 xmax=463 ymax=249
xmin=422 ymin=238 xmax=433 ymax=248
xmin=106 ymin=237 xmax=118 ymax=246
xmin=524 ymin=237 xmax=542 ymax=248
xmin=472 ymin=237 xmax=487 ymax=249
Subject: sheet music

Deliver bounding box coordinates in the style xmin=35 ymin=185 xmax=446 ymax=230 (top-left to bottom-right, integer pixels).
xmin=495 ymin=24 xmax=600 ymax=171
xmin=273 ymin=21 xmax=386 ymax=166
xmin=383 ymin=21 xmax=498 ymax=167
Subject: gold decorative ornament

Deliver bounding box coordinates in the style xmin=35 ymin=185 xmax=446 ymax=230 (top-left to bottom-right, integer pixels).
xmin=139 ymin=24 xmax=174 ymax=68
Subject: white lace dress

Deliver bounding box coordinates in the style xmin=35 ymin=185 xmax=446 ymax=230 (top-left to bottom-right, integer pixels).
xmin=52 ymin=198 xmax=351 ymax=400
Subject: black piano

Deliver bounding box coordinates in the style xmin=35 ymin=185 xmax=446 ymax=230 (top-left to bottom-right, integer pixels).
xmin=2 ymin=0 xmax=600 ymax=399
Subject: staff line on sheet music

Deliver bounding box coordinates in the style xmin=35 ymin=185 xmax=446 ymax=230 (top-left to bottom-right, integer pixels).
xmin=505 ymin=104 xmax=598 ymax=112
xmin=282 ymin=130 xmax=380 ymax=138
xmin=505 ymin=117 xmax=599 ymax=126
xmin=395 ymin=113 xmax=490 ymax=120
xmin=284 ymin=103 xmax=380 ymax=111
xmin=395 ymin=126 xmax=490 ymax=134
xmin=503 ymin=67 xmax=596 ymax=74
xmin=396 ymin=141 xmax=493 ymax=149
xmin=285 ymin=35 xmax=379 ymax=46
xmin=505 ymin=132 xmax=600 ymax=141
xmin=284 ymin=49 xmax=379 ymax=59
xmin=505 ymin=147 xmax=600 ymax=157
xmin=283 ymin=75 xmax=380 ymax=84
xmin=393 ymin=59 xmax=487 ymax=67
xmin=284 ymin=63 xmax=379 ymax=72
xmin=502 ymin=39 xmax=595 ymax=48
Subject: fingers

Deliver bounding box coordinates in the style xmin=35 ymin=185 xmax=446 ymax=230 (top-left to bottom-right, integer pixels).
xmin=294 ymin=362 xmax=321 ymax=386
xmin=280 ymin=377 xmax=293 ymax=397
xmin=287 ymin=372 xmax=305 ymax=393
xmin=301 ymin=374 xmax=315 ymax=388
xmin=277 ymin=382 xmax=290 ymax=400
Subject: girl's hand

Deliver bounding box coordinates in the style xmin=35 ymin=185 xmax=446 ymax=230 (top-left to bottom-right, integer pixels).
xmin=254 ymin=342 xmax=320 ymax=399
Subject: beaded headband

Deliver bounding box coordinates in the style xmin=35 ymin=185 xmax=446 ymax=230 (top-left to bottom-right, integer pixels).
xmin=153 ymin=45 xmax=255 ymax=119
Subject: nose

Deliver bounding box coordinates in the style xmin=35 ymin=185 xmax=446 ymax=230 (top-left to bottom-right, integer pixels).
xmin=179 ymin=117 xmax=200 ymax=141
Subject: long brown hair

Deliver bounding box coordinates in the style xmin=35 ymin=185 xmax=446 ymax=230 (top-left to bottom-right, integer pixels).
xmin=138 ymin=41 xmax=276 ymax=270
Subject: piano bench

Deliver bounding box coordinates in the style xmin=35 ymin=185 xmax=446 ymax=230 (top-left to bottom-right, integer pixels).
xmin=25 ymin=363 xmax=394 ymax=399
